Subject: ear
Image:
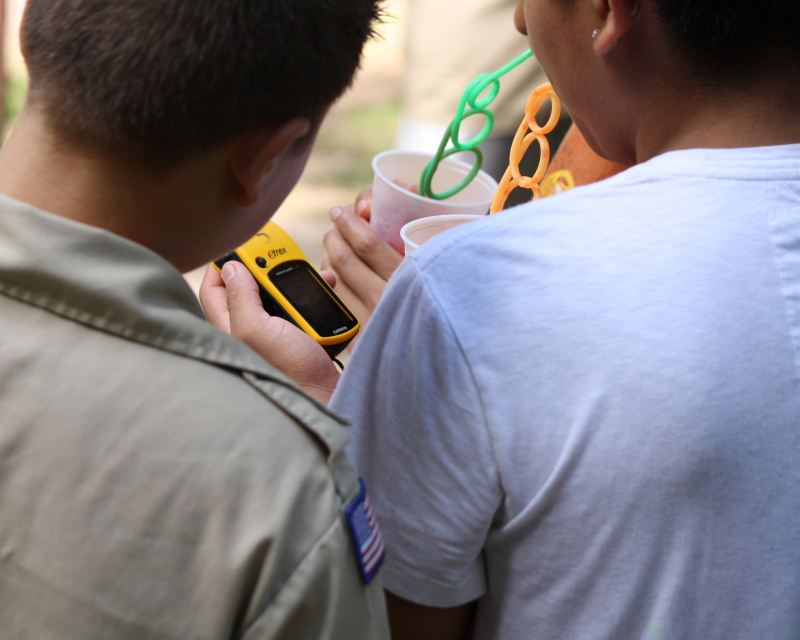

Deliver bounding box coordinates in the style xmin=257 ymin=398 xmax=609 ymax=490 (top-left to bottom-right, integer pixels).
xmin=230 ymin=118 xmax=311 ymax=208
xmin=591 ymin=0 xmax=639 ymax=56
xmin=514 ymin=0 xmax=527 ymax=36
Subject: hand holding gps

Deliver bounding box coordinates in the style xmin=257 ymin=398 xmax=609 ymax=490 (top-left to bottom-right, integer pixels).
xmin=214 ymin=222 xmax=360 ymax=359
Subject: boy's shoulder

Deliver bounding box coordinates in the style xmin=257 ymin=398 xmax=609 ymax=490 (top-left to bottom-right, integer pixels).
xmin=410 ymin=144 xmax=800 ymax=282
xmin=0 ymin=197 xmax=339 ymax=477
xmin=0 ymin=279 xmax=343 ymax=492
xmin=0 ymin=281 xmax=366 ymax=636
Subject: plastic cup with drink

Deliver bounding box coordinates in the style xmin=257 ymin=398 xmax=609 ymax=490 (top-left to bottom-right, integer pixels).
xmin=370 ymin=150 xmax=497 ymax=254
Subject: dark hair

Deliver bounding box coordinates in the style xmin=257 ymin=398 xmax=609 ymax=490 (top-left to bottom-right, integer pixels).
xmin=653 ymin=0 xmax=800 ymax=70
xmin=21 ymin=0 xmax=382 ymax=167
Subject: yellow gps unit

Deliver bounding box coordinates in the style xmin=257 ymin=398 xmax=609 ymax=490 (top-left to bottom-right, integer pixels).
xmin=214 ymin=221 xmax=360 ymax=359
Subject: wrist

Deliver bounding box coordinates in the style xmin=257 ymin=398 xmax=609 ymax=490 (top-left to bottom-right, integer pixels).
xmin=296 ymin=365 xmax=341 ymax=405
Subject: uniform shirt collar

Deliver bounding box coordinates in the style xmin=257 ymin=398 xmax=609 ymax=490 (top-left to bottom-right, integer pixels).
xmin=0 ymin=192 xmax=286 ymax=382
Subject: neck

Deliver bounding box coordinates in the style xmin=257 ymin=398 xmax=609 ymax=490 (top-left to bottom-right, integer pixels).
xmin=632 ymin=52 xmax=800 ymax=164
xmin=0 ymin=107 xmax=234 ymax=272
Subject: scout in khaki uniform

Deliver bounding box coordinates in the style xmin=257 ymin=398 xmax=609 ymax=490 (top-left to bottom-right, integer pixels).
xmin=0 ymin=1 xmax=389 ymax=638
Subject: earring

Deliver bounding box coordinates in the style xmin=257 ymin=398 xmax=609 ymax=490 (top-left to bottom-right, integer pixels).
xmin=592 ymin=29 xmax=601 ymax=39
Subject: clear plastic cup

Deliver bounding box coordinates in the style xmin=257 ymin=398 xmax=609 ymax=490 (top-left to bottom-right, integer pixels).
xmin=370 ymin=150 xmax=498 ymax=254
xmin=400 ymin=214 xmax=484 ymax=255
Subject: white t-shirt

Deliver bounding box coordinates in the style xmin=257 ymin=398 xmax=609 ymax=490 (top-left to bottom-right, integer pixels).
xmin=330 ymin=144 xmax=800 ymax=640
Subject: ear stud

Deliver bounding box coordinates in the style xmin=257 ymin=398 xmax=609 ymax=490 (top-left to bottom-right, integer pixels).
xmin=592 ymin=29 xmax=601 ymax=39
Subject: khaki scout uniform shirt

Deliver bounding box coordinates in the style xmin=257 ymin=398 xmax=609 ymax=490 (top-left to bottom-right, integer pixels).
xmin=0 ymin=193 xmax=390 ymax=639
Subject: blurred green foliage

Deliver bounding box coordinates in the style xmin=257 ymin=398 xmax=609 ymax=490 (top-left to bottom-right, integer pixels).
xmin=2 ymin=74 xmax=28 ymax=141
xmin=304 ymin=98 xmax=402 ymax=189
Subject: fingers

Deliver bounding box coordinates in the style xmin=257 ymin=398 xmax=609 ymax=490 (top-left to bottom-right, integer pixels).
xmin=323 ymin=226 xmax=388 ymax=311
xmin=221 ymin=262 xmax=271 ymax=344
xmin=199 ymin=263 xmax=231 ymax=333
xmin=221 ymin=261 xmax=340 ymax=403
xmin=393 ymin=179 xmax=419 ymax=195
xmin=319 ymin=269 xmax=337 ymax=288
xmin=352 ymin=181 xmax=416 ymax=223
xmin=329 ymin=205 xmax=402 ymax=280
xmin=355 ymin=185 xmax=372 ymax=220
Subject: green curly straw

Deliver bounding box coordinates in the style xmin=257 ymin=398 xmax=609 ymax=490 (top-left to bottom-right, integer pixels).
xmin=420 ymin=49 xmax=534 ymax=201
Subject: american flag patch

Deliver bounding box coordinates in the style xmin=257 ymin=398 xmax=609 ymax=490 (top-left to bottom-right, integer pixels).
xmin=345 ymin=479 xmax=385 ymax=584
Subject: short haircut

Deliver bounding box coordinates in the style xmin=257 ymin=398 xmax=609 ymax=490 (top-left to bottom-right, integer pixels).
xmin=653 ymin=0 xmax=800 ymax=71
xmin=21 ymin=0 xmax=382 ymax=167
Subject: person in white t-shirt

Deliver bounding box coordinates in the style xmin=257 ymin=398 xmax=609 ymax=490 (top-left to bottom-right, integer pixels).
xmin=202 ymin=0 xmax=800 ymax=638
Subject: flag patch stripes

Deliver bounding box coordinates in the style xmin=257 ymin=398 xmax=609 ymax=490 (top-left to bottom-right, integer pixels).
xmin=345 ymin=479 xmax=386 ymax=584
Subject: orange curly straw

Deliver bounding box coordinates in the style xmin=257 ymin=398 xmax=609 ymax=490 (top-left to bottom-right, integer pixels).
xmin=490 ymin=83 xmax=562 ymax=213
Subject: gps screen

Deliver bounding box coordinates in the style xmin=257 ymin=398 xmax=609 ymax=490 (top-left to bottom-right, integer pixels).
xmin=269 ymin=261 xmax=356 ymax=338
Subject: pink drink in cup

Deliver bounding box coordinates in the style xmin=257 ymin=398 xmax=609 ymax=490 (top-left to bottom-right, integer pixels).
xmin=370 ymin=150 xmax=498 ymax=254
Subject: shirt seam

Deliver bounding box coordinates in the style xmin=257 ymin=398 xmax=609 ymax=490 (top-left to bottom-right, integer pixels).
xmin=0 ymin=280 xmax=318 ymax=393
xmin=0 ymin=281 xmax=353 ymax=465
xmin=0 ymin=280 xmax=247 ymax=366
xmin=649 ymin=172 xmax=800 ymax=183
xmin=765 ymin=208 xmax=800 ymax=382
xmin=381 ymin=551 xmax=487 ymax=608
xmin=410 ymin=168 xmax=800 ymax=274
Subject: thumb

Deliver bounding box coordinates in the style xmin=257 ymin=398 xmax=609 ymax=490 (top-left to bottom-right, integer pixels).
xmin=221 ymin=261 xmax=340 ymax=403
xmin=222 ymin=262 xmax=268 ymax=340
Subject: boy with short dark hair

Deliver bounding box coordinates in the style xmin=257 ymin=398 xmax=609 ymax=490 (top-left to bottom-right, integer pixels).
xmin=0 ymin=1 xmax=388 ymax=638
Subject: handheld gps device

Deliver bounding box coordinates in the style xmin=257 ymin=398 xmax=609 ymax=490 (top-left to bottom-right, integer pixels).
xmin=214 ymin=221 xmax=360 ymax=359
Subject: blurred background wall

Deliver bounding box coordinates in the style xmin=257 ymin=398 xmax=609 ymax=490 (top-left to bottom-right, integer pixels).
xmin=2 ymin=0 xmax=28 ymax=139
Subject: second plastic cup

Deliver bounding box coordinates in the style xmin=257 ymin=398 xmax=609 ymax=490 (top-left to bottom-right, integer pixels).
xmin=400 ymin=215 xmax=484 ymax=255
xmin=370 ymin=150 xmax=498 ymax=254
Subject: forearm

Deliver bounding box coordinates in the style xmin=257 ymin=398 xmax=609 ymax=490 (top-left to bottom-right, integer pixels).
xmin=386 ymin=590 xmax=476 ymax=640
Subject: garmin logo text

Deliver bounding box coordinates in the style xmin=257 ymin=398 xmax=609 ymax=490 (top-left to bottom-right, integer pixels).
xmin=333 ymin=326 xmax=348 ymax=335
xmin=268 ymin=248 xmax=287 ymax=259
